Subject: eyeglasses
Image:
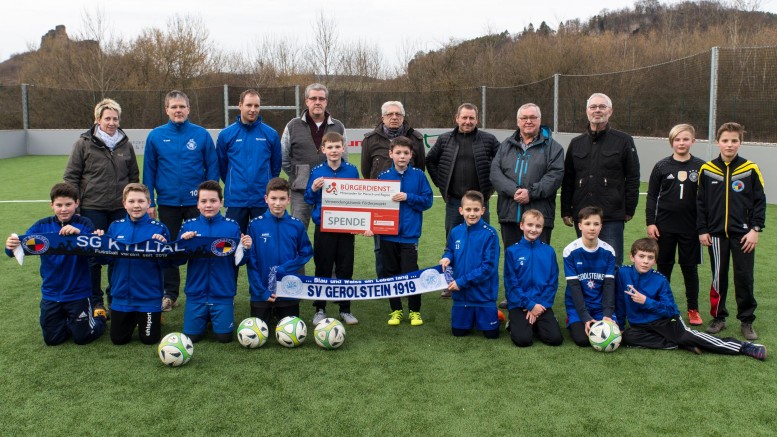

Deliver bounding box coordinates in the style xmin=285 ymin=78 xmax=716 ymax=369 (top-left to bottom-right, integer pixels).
xmin=384 ymin=112 xmax=404 ymax=118
xmin=588 ymin=104 xmax=609 ymax=110
xmin=518 ymin=116 xmax=539 ymax=122
xmin=307 ymin=97 xmax=327 ymax=101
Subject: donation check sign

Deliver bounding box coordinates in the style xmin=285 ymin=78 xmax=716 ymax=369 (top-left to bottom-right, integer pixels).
xmin=320 ymin=178 xmax=400 ymax=234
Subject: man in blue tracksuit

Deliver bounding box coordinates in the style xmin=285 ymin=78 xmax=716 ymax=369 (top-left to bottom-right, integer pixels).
xmin=216 ymin=89 xmax=282 ymax=233
xmin=378 ymin=137 xmax=434 ymax=326
xmin=504 ymin=209 xmax=563 ymax=347
xmin=5 ymin=183 xmax=106 ymax=345
xmin=143 ymin=90 xmax=219 ymax=311
xmin=440 ymin=191 xmax=500 ymax=338
xmin=105 ymin=183 xmax=170 ymax=345
xmin=179 ymin=180 xmax=251 ymax=343
xmin=246 ymin=178 xmax=313 ymax=324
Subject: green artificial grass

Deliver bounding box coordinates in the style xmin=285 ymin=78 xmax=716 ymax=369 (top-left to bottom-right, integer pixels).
xmin=0 ymin=155 xmax=775 ymax=436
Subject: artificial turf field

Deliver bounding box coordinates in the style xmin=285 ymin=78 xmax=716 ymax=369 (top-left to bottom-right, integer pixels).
xmin=0 ymin=155 xmax=775 ymax=436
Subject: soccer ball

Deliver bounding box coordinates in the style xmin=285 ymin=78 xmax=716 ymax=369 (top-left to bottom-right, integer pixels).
xmin=275 ymin=316 xmax=307 ymax=348
xmin=314 ymin=318 xmax=346 ymax=350
xmin=588 ymin=320 xmax=622 ymax=352
xmin=157 ymin=332 xmax=194 ymax=367
xmin=236 ymin=317 xmax=269 ymax=349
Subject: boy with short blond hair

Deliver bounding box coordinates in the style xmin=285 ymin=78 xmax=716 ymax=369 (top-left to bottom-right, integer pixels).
xmin=305 ymin=132 xmax=360 ymax=325
xmin=440 ymin=191 xmax=500 ymax=338
xmin=246 ymin=178 xmax=313 ymax=324
xmin=504 ymin=209 xmax=563 ymax=347
xmin=5 ymin=183 xmax=106 ymax=346
xmin=378 ymin=136 xmax=434 ymax=326
xmin=618 ymin=238 xmax=765 ymax=360
xmin=105 ymin=183 xmax=170 ymax=345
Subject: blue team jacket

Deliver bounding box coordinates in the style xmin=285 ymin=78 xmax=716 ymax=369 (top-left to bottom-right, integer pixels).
xmin=377 ymin=165 xmax=433 ymax=244
xmin=304 ymin=161 xmax=360 ymax=226
xmin=504 ymin=236 xmax=559 ymax=311
xmin=246 ymin=212 xmax=313 ymax=302
xmin=106 ymin=214 xmax=170 ymax=312
xmin=442 ymin=218 xmax=500 ymax=307
xmin=5 ymin=215 xmax=94 ymax=302
xmin=616 ymin=265 xmax=679 ymax=325
xmin=216 ymin=115 xmax=282 ymax=208
xmin=143 ymin=119 xmax=219 ymax=207
xmin=180 ymin=213 xmax=245 ymax=305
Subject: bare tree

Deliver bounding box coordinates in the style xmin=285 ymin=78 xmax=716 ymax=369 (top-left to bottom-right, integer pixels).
xmin=75 ymin=7 xmax=128 ymax=95
xmin=305 ymin=11 xmax=340 ymax=82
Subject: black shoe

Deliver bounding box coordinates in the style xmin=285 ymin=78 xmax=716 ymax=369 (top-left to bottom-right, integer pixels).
xmin=741 ymin=342 xmax=767 ymax=361
xmin=706 ymin=319 xmax=726 ymax=334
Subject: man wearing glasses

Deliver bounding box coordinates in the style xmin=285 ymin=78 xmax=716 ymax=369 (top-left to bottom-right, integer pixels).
xmin=360 ymin=101 xmax=425 ymax=279
xmin=282 ymin=83 xmax=346 ymax=230
xmin=560 ymin=93 xmax=641 ymax=267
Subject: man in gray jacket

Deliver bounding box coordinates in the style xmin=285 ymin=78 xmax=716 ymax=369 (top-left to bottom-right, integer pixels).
xmin=281 ymin=83 xmax=346 ymax=230
xmin=491 ymin=103 xmax=564 ymax=308
xmin=491 ymin=103 xmax=564 ymax=247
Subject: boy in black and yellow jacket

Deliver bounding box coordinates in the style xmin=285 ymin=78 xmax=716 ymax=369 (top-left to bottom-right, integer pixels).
xmin=697 ymin=122 xmax=765 ymax=340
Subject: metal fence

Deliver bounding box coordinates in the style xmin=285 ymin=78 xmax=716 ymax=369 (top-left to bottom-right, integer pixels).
xmin=2 ymin=46 xmax=776 ymax=142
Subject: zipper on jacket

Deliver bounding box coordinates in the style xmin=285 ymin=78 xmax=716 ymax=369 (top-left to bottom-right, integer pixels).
xmin=724 ymin=163 xmax=730 ymax=238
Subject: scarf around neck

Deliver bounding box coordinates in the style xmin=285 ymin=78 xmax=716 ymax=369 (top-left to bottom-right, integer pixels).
xmin=95 ymin=125 xmax=124 ymax=151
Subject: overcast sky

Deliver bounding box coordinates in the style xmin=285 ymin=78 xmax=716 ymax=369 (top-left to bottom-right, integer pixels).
xmin=3 ymin=0 xmax=776 ymax=66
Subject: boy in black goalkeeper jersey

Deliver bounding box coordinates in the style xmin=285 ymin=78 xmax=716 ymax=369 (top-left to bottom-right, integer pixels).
xmin=646 ymin=124 xmax=706 ymax=326
xmin=697 ymin=122 xmax=765 ymax=341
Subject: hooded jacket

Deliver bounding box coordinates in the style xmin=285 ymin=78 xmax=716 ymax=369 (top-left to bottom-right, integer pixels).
xmin=64 ymin=125 xmax=139 ymax=210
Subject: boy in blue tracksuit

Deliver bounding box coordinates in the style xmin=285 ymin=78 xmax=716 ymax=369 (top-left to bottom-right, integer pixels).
xmin=504 ymin=209 xmax=563 ymax=347
xmin=440 ymin=191 xmax=500 ymax=338
xmin=105 ymin=183 xmax=171 ymax=345
xmin=5 ymin=183 xmax=106 ymax=346
xmin=378 ymin=136 xmax=434 ymax=326
xmin=143 ymin=90 xmax=219 ymax=310
xmin=305 ymin=132 xmax=361 ymax=325
xmin=618 ymin=238 xmax=765 ymax=360
xmin=216 ymin=89 xmax=282 ymax=233
xmin=246 ymin=178 xmax=313 ymax=324
xmin=179 ymin=180 xmax=252 ymax=343
xmin=563 ymin=206 xmax=618 ymax=347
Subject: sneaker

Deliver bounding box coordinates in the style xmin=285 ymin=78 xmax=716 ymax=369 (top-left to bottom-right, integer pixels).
xmin=339 ymin=312 xmax=359 ymax=325
xmin=498 ymin=299 xmax=508 ymax=309
xmin=741 ymin=342 xmax=767 ymax=361
xmin=706 ymin=319 xmax=726 ymax=334
xmin=93 ymin=305 xmax=107 ymax=320
xmin=162 ymin=297 xmax=177 ymax=312
xmin=440 ymin=290 xmax=452 ymax=298
xmin=388 ymin=310 xmax=403 ymax=326
xmin=688 ymin=309 xmax=703 ymax=326
xmin=409 ymin=311 xmax=424 ymax=326
xmin=312 ymin=309 xmax=327 ymax=326
xmin=741 ymin=323 xmax=758 ymax=341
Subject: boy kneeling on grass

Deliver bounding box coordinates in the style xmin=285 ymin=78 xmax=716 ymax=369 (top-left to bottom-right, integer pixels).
xmin=439 ymin=191 xmax=501 ymax=339
xmin=618 ymin=238 xmax=766 ymax=361
xmin=5 ymin=182 xmax=107 ymax=346
xmin=504 ymin=209 xmax=563 ymax=347
xmin=178 ymin=180 xmax=252 ymax=343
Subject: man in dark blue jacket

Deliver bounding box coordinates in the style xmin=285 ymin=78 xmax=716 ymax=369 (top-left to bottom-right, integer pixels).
xmin=144 ymin=90 xmax=219 ymax=311
xmin=217 ymin=89 xmax=282 ymax=233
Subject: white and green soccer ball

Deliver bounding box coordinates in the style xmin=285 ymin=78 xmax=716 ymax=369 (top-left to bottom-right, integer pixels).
xmin=314 ymin=318 xmax=346 ymax=350
xmin=157 ymin=332 xmax=194 ymax=367
xmin=275 ymin=316 xmax=307 ymax=348
xmin=588 ymin=320 xmax=622 ymax=352
xmin=237 ymin=317 xmax=269 ymax=349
